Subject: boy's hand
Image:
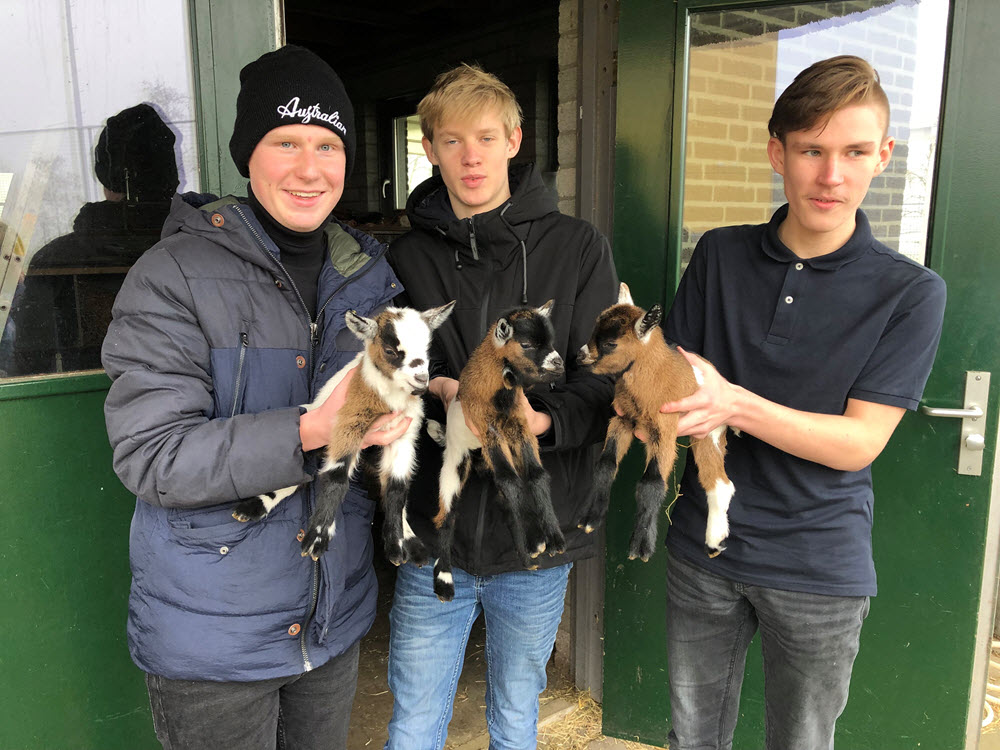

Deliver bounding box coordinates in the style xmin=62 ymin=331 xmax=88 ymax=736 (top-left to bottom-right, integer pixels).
xmin=519 ymin=392 xmax=552 ymax=437
xmin=660 ymin=347 xmax=738 ymax=439
xmin=361 ymin=413 xmax=413 ymax=448
xmin=300 ymin=366 xmax=412 ymax=450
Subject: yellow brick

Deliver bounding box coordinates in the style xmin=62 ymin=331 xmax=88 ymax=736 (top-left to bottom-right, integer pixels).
xmin=714 ymin=184 xmax=757 ymax=203
xmin=725 ymin=206 xmax=771 ymax=224
xmin=688 ymin=119 xmax=729 ymax=141
xmin=684 ymin=184 xmax=714 ymax=203
xmin=693 ymin=142 xmax=739 ymax=161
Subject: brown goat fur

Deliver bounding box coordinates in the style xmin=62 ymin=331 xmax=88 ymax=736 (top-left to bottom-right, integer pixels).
xmin=428 ymin=301 xmax=567 ymax=601
xmin=577 ymin=283 xmax=734 ymax=561
xmin=232 ymin=302 xmax=455 ymax=564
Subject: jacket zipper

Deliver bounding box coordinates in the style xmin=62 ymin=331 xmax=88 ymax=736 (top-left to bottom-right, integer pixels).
xmin=233 ymin=204 xmax=320 ymax=671
xmin=230 ymin=331 xmax=249 ymax=417
xmin=467 ymin=217 xmax=479 ymax=260
xmin=233 ymin=204 xmax=392 ymax=670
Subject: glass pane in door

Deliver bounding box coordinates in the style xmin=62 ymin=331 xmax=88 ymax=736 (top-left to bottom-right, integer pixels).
xmin=680 ymin=0 xmax=948 ymax=269
xmin=0 ymin=1 xmax=201 ymax=378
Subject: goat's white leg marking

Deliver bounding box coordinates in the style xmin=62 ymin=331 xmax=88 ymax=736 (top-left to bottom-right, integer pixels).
xmin=435 ymin=570 xmax=454 ymax=586
xmin=709 ymin=425 xmax=725 ymax=449
xmin=261 ymin=485 xmax=297 ymax=513
xmin=705 ymin=478 xmax=735 ymax=552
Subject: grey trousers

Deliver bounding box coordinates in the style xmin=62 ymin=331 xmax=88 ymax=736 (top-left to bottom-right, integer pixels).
xmin=145 ymin=640 xmax=360 ymax=750
xmin=665 ymin=552 xmax=869 ymax=750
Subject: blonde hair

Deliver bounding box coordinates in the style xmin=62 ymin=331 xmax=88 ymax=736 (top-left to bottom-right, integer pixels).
xmin=417 ymin=64 xmax=523 ymax=142
xmin=768 ymin=55 xmax=891 ymax=142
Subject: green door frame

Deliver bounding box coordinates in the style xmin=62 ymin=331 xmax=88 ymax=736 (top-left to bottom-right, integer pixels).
xmin=0 ymin=3 xmax=278 ymax=747
xmin=605 ymin=1 xmax=1000 ymax=748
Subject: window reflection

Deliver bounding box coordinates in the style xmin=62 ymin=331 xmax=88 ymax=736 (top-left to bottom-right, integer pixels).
xmin=680 ymin=0 xmax=948 ymax=268
xmin=0 ymin=1 xmax=199 ymax=379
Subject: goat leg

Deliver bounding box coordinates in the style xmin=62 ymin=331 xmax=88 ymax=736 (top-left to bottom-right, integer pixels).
xmin=301 ymin=458 xmax=352 ymax=560
xmin=577 ymin=416 xmax=633 ymax=533
xmin=485 ymin=442 xmax=537 ymax=570
xmin=629 ymin=453 xmax=667 ymax=562
xmin=519 ymin=441 xmax=565 ymax=557
xmin=690 ymin=429 xmax=734 ymax=557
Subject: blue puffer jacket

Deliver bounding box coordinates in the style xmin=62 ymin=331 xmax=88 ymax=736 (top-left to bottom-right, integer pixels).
xmin=102 ymin=192 xmax=401 ymax=682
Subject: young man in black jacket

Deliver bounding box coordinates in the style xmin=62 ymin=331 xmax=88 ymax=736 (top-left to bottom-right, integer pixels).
xmin=385 ymin=64 xmax=618 ymax=749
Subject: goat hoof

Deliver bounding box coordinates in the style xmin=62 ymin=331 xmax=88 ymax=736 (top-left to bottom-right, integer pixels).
xmin=705 ymin=543 xmax=726 ymax=559
xmin=300 ymin=527 xmax=331 ymax=560
xmin=433 ymin=571 xmax=455 ymax=601
xmin=232 ymin=497 xmax=267 ymax=523
xmin=402 ymin=537 xmax=429 ymax=568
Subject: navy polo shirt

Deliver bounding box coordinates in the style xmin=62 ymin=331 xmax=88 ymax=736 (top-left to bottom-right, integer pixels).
xmin=664 ymin=205 xmax=946 ymax=596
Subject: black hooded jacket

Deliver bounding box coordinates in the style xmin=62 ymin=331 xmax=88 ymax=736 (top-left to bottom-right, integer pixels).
xmin=388 ymin=163 xmax=618 ymax=574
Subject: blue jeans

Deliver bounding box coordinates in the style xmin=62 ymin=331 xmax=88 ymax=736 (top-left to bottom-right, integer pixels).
xmin=385 ymin=561 xmax=572 ymax=750
xmin=666 ymin=552 xmax=869 ymax=750
xmin=145 ymin=640 xmax=359 ymax=750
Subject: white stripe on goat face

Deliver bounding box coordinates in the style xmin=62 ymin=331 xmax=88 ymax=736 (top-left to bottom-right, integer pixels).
xmin=390 ymin=309 xmax=433 ymax=393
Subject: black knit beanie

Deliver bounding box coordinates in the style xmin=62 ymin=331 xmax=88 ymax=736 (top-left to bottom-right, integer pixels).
xmin=229 ymin=45 xmax=355 ymax=179
xmin=95 ymin=103 xmax=179 ymax=201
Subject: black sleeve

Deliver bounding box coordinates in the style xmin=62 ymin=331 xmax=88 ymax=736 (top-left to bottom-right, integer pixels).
xmin=530 ymin=229 xmax=619 ymax=450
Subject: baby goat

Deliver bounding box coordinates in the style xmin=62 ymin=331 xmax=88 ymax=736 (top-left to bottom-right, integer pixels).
xmin=232 ymin=302 xmax=455 ymax=563
xmin=428 ymin=301 xmax=566 ymax=601
xmin=576 ymin=283 xmax=734 ymax=561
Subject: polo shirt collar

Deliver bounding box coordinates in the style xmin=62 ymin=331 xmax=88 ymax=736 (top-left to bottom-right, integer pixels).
xmin=762 ymin=204 xmax=872 ymax=271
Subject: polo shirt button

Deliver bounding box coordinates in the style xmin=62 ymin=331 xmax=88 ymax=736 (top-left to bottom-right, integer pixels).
xmin=296 ymin=529 xmax=305 ymax=542
xmin=274 ymin=278 xmax=284 ymax=289
xmin=795 ymin=262 xmax=804 ymax=270
xmin=211 ymin=213 xmax=225 ymax=227
xmin=296 ymin=355 xmax=306 ymax=368
xmin=785 ymin=296 xmax=794 ymax=304
xmin=219 ymin=546 xmax=229 ymax=555
xmin=319 ymin=362 xmax=326 ymax=372
xmin=288 ymin=623 xmax=301 ymax=636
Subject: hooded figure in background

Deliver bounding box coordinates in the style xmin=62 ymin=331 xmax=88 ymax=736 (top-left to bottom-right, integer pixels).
xmin=7 ymin=103 xmax=179 ymax=375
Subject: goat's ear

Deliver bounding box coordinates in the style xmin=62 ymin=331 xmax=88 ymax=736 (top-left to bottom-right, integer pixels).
xmin=421 ymin=300 xmax=456 ymax=331
xmin=501 ymin=365 xmax=518 ymax=388
xmin=536 ymin=299 xmax=555 ymax=318
xmin=617 ymin=283 xmax=634 ymax=306
xmin=345 ymin=309 xmax=379 ymax=342
xmin=635 ymin=304 xmax=662 ymax=341
xmin=493 ymin=317 xmax=513 ymax=346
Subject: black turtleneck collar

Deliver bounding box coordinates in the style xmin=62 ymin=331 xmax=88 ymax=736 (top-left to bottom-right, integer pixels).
xmin=247 ymin=186 xmax=326 ymax=317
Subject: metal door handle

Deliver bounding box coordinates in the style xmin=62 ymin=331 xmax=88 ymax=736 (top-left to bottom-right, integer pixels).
xmin=920 ymin=405 xmax=984 ymax=418
xmin=920 ymin=371 xmax=990 ymax=476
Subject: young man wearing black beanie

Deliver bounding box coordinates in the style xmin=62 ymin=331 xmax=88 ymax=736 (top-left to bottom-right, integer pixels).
xmin=102 ymin=44 xmax=407 ymax=749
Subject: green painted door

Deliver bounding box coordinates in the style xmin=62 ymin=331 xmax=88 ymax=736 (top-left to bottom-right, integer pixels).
xmin=0 ymin=2 xmax=277 ymax=747
xmin=603 ymin=1 xmax=1000 ymax=748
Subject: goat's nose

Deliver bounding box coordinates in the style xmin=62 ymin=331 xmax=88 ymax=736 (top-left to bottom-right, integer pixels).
xmin=548 ymin=353 xmax=565 ymax=373
xmin=414 ymin=372 xmax=429 ymax=386
xmin=577 ymin=345 xmax=591 ymax=365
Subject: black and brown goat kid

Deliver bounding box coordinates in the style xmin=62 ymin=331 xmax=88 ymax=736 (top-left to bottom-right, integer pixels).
xmin=576 ymin=283 xmax=734 ymax=561
xmin=232 ymin=302 xmax=455 ymax=564
xmin=428 ymin=300 xmax=566 ymax=601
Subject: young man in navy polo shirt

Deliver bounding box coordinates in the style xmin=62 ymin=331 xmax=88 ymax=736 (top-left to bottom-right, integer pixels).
xmin=660 ymin=56 xmax=946 ymax=749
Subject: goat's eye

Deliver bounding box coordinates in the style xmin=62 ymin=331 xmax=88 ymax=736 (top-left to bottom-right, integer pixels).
xmin=384 ymin=347 xmax=397 ymax=358
xmin=600 ymin=341 xmax=617 ymax=353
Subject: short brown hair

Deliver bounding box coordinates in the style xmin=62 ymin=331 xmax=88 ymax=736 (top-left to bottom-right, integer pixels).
xmin=768 ymin=55 xmax=890 ymax=142
xmin=417 ymin=63 xmax=523 ymax=142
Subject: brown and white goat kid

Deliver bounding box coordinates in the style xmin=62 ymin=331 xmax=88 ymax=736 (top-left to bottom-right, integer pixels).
xmin=576 ymin=283 xmax=734 ymax=561
xmin=427 ymin=301 xmax=566 ymax=601
xmin=232 ymin=302 xmax=455 ymax=563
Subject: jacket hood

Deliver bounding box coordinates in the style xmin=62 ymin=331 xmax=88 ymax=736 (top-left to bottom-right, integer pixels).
xmin=405 ymin=162 xmax=558 ymax=249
